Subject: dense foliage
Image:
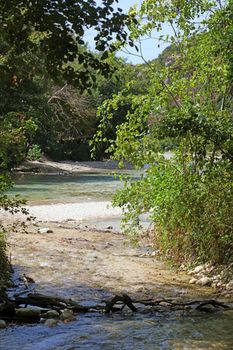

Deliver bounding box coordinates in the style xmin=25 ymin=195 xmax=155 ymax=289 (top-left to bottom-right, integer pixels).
xmin=94 ymin=0 xmax=233 ymax=264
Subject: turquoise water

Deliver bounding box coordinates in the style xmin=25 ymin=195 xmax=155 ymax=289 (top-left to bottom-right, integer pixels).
xmin=9 ymin=174 xmax=124 ymax=204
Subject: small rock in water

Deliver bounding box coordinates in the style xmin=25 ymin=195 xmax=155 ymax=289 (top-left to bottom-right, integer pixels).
xmin=45 ymin=310 xmax=60 ymax=319
xmin=196 ymin=277 xmax=212 ymax=286
xmin=45 ymin=318 xmax=58 ymax=327
xmin=16 ymin=308 xmax=40 ymax=318
xmin=38 ymin=227 xmax=53 ymax=234
xmin=60 ymin=309 xmax=75 ymax=321
xmin=189 ymin=278 xmax=198 ymax=284
xmin=106 ymin=226 xmax=113 ymax=230
xmin=0 ymin=320 xmax=7 ymax=329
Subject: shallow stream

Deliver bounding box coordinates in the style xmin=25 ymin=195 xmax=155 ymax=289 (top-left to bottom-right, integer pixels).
xmin=1 ymin=173 xmax=233 ymax=350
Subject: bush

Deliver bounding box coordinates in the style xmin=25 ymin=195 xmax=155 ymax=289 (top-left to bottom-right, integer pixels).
xmin=113 ymin=155 xmax=233 ymax=264
xmin=27 ymin=144 xmax=42 ymax=161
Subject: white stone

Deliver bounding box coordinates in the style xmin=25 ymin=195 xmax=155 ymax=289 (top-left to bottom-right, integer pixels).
xmin=196 ymin=277 xmax=212 ymax=286
xmin=189 ymin=278 xmax=197 ymax=284
xmin=193 ymin=265 xmax=205 ymax=274
xmin=38 ymin=227 xmax=53 ymax=234
xmin=44 ymin=318 xmax=58 ymax=327
xmin=216 ymin=282 xmax=223 ymax=288
xmin=0 ymin=320 xmax=7 ymax=329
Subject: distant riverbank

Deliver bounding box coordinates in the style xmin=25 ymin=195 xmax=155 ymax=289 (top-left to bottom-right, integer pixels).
xmin=14 ymin=158 xmax=133 ymax=175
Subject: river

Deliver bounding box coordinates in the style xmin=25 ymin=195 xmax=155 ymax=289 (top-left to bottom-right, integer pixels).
xmin=1 ymin=173 xmax=233 ymax=350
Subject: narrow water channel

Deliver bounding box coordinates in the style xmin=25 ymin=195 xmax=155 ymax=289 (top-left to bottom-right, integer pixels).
xmin=1 ymin=173 xmax=233 ymax=350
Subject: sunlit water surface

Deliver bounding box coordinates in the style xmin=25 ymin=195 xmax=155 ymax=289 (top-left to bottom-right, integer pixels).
xmin=1 ymin=311 xmax=233 ymax=350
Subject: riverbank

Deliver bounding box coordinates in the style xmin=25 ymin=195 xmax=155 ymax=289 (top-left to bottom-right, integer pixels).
xmin=14 ymin=158 xmax=133 ymax=175
xmin=7 ymin=220 xmax=214 ymax=302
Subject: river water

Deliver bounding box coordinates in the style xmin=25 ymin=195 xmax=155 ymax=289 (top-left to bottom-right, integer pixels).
xmin=1 ymin=173 xmax=233 ymax=350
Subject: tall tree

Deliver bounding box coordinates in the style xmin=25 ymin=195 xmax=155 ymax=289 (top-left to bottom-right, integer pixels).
xmin=94 ymin=0 xmax=233 ymax=263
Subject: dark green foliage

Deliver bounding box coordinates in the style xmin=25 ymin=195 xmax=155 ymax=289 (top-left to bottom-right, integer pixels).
xmin=0 ymin=0 xmax=131 ymax=90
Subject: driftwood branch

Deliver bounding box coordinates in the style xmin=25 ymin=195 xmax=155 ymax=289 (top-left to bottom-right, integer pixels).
xmin=14 ymin=293 xmax=90 ymax=312
xmin=0 ymin=292 xmax=231 ymax=324
xmin=105 ymin=294 xmax=137 ymax=313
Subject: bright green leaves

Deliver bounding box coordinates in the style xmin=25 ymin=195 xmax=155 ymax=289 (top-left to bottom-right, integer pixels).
xmin=92 ymin=0 xmax=233 ymax=263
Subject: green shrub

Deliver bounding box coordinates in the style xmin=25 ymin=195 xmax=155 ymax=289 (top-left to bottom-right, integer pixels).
xmin=113 ymin=155 xmax=233 ymax=264
xmin=27 ymin=144 xmax=42 ymax=161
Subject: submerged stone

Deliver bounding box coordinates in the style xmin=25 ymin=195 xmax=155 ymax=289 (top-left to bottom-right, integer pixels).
xmin=60 ymin=309 xmax=75 ymax=321
xmin=44 ymin=318 xmax=58 ymax=327
xmin=0 ymin=319 xmax=7 ymax=328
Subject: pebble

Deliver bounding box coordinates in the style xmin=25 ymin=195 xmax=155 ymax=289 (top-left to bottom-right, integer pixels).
xmin=44 ymin=318 xmax=58 ymax=327
xmin=38 ymin=227 xmax=53 ymax=234
xmin=0 ymin=320 xmax=7 ymax=329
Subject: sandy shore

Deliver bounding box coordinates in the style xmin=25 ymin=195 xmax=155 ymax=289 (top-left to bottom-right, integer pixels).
xmin=14 ymin=159 xmax=133 ymax=175
xmin=26 ymin=201 xmax=121 ymax=222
